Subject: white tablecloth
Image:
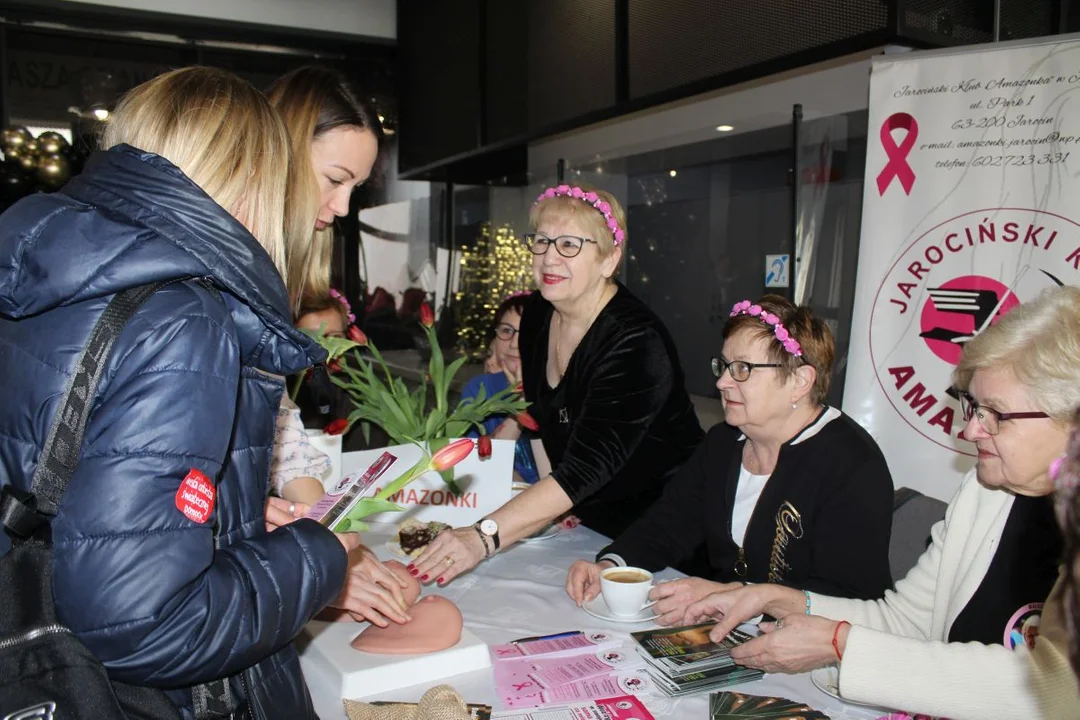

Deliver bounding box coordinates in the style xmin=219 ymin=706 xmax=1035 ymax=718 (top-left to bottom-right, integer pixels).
xmin=303 ymin=522 xmax=885 ymax=720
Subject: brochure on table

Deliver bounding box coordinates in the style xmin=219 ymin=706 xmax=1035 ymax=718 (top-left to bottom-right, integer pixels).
xmin=490 ymin=631 xmax=657 ymax=709
xmin=491 ymin=695 xmax=655 ymax=719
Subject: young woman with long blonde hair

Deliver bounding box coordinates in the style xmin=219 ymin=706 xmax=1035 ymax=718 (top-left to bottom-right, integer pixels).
xmin=262 ymin=67 xmax=418 ymax=632
xmin=0 ymin=66 xmax=366 ymax=718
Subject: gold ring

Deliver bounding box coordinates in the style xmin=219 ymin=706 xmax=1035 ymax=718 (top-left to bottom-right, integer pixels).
xmin=288 ymin=503 xmax=296 ymax=515
xmin=445 ymin=557 xmax=455 ymax=566
xmin=775 ymin=618 xmax=784 ymax=630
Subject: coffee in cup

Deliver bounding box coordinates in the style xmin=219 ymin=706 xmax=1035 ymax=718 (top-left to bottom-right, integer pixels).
xmin=600 ymin=566 xmax=655 ymax=617
xmin=603 ymin=569 xmax=651 ymax=583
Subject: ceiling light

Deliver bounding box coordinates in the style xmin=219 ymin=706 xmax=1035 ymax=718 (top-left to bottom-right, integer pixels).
xmin=93 ymin=108 xmax=110 ymax=121
xmin=715 ymin=124 xmax=734 ymax=132
xmin=669 ymin=170 xmax=677 ymax=177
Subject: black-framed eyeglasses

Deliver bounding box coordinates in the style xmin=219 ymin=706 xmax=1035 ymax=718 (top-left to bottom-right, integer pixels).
xmin=711 ymin=357 xmax=782 ymax=382
xmin=958 ymin=391 xmax=1048 ymax=436
xmin=524 ymin=233 xmax=598 ymax=258
xmin=494 ymin=323 xmax=519 ymax=341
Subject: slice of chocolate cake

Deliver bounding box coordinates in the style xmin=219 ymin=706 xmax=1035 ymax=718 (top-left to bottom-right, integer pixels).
xmin=397 ymin=520 xmax=451 ymax=556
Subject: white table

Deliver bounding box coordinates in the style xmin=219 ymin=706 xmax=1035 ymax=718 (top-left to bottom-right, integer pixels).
xmin=303 ymin=522 xmax=884 ymax=719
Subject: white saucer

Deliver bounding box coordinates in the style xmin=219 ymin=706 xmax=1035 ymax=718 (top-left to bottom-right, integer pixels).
xmin=519 ymin=523 xmax=560 ymax=543
xmin=811 ymin=665 xmax=893 ymax=711
xmin=581 ymin=595 xmax=658 ymax=624
xmin=810 ymin=665 xmax=840 ymax=699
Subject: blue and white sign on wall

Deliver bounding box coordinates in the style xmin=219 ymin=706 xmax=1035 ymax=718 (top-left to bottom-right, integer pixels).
xmin=765 ymin=254 xmax=790 ymax=288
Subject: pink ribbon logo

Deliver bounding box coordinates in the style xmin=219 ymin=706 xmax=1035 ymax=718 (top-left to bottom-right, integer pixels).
xmin=876 ymin=113 xmax=918 ymax=196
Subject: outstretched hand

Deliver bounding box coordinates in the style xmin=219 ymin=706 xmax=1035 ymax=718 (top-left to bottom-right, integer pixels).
xmin=728 ymin=614 xmax=847 ymax=674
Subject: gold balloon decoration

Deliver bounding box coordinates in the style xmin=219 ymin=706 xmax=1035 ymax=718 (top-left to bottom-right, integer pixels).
xmin=36 ymin=153 xmax=71 ymax=188
xmin=37 ymin=131 xmax=68 ymax=155
xmin=0 ymin=126 xmax=82 ymax=204
xmin=13 ymin=151 xmax=36 ymax=172
xmin=2 ymin=126 xmax=31 ymax=152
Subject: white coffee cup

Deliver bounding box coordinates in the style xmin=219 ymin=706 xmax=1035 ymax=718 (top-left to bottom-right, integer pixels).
xmin=600 ymin=566 xmax=655 ymax=617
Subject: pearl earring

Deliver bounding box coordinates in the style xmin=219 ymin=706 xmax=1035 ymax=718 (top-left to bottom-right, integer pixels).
xmin=791 ymin=401 xmax=798 ymax=410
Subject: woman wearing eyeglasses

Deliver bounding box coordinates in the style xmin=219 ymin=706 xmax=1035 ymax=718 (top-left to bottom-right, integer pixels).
xmin=681 ymin=286 xmax=1080 ymax=720
xmin=459 ymin=292 xmax=539 ymax=484
xmin=1052 ymin=409 xmax=1080 ymax=684
xmin=565 ymin=294 xmax=894 ymax=616
xmin=408 ymin=185 xmax=704 ymax=586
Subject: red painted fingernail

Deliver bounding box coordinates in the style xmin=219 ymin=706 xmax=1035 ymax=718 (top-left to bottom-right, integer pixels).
xmin=420 ymin=574 xmax=429 ymax=582
xmin=409 ymin=568 xmax=418 ymax=576
xmin=437 ymin=577 xmax=445 ymax=585
xmin=407 ymin=564 xmax=415 ymax=571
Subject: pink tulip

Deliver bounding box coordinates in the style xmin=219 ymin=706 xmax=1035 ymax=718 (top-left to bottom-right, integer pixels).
xmin=477 ymin=435 xmax=492 ymax=460
xmin=325 ymin=419 xmax=348 ymax=436
xmin=419 ymin=304 xmax=435 ymax=328
xmin=429 ymin=438 xmax=475 ymax=472
xmin=347 ymin=325 xmax=368 ymax=345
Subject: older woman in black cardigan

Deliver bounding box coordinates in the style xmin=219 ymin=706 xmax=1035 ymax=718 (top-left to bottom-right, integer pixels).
xmin=409 ymin=185 xmax=703 ymax=585
xmin=566 ymin=295 xmax=895 ymax=623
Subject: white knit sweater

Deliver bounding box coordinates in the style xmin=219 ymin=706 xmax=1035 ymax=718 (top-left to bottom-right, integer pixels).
xmin=810 ymin=470 xmax=1079 ymax=720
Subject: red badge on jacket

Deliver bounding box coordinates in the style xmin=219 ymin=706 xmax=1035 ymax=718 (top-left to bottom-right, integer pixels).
xmin=175 ymin=469 xmax=215 ymax=524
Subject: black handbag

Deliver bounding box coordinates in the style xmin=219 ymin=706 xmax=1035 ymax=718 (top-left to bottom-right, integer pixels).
xmin=0 ymin=281 xmax=245 ymax=720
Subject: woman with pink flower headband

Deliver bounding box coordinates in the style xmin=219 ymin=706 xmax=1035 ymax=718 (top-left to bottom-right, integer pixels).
xmin=410 ymin=184 xmax=704 ymax=585
xmin=568 ymin=294 xmax=894 ymax=614
xmin=685 ymin=286 xmax=1080 ymax=720
xmin=296 ymin=288 xmax=355 ymax=339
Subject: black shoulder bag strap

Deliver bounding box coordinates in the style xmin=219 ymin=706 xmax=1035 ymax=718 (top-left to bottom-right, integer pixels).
xmin=1 ymin=281 xmax=169 ymax=536
xmin=0 ymin=278 xmax=248 ymax=720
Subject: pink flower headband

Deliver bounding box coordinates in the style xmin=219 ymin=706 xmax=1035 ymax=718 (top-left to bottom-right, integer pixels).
xmin=329 ymin=288 xmax=356 ymax=325
xmin=1051 ymin=454 xmax=1077 ymax=490
xmin=729 ymin=300 xmax=803 ymax=357
xmin=535 ymin=185 xmax=625 ymax=246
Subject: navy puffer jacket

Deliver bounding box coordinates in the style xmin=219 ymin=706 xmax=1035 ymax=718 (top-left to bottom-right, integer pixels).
xmin=0 ymin=145 xmax=346 ymax=718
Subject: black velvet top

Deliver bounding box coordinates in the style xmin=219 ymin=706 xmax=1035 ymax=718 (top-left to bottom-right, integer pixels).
xmin=518 ymin=284 xmax=704 ymax=539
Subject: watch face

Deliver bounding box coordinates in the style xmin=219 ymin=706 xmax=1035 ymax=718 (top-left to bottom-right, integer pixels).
xmin=480 ymin=518 xmax=498 ymax=535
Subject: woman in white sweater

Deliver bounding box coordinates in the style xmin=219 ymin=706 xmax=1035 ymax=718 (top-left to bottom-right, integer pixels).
xmin=1054 ymin=409 xmax=1080 ymax=682
xmin=683 ymin=286 xmax=1080 ymax=720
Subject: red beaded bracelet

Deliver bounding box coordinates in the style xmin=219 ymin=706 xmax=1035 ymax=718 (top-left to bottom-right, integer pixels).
xmin=832 ymin=621 xmax=851 ymax=661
